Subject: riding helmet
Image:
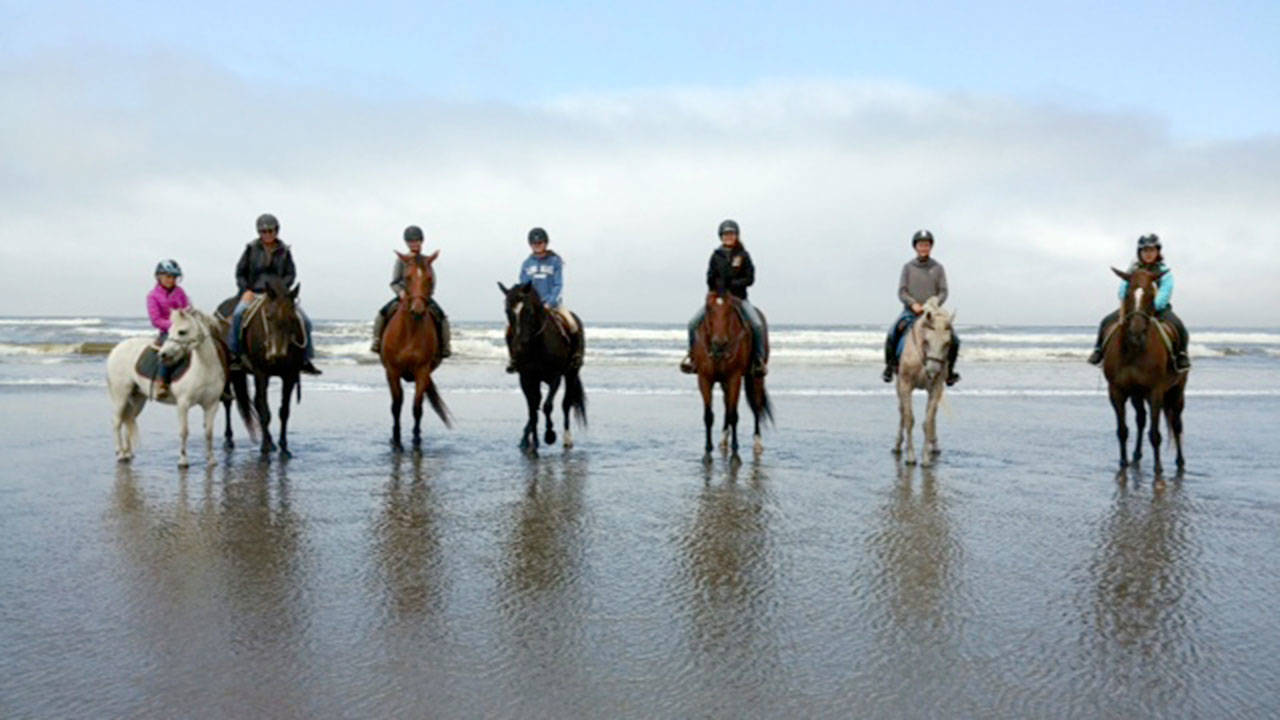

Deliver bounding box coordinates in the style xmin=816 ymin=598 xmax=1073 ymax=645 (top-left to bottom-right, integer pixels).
xmin=256 ymin=213 xmax=280 ymax=232
xmin=528 ymin=227 xmax=549 ymax=245
xmin=154 ymin=259 xmax=183 ymax=278
xmin=404 ymin=225 xmax=424 ymax=244
xmin=912 ymin=229 xmax=934 ymax=247
xmin=1136 ymin=233 xmax=1161 ymax=251
xmin=718 ymin=219 xmax=740 ymax=236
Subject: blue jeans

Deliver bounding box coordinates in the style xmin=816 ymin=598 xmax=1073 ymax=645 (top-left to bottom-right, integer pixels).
xmin=687 ymin=299 xmax=766 ymax=360
xmin=229 ymin=299 xmax=315 ymax=360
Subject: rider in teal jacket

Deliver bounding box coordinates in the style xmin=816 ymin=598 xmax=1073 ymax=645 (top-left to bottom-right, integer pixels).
xmin=1087 ymin=233 xmax=1190 ymax=371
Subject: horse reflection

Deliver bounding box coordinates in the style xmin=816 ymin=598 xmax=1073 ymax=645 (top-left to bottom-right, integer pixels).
xmin=1085 ymin=480 xmax=1196 ymax=674
xmin=868 ymin=465 xmax=961 ymax=637
xmin=502 ymin=457 xmax=588 ymax=600
xmin=375 ymin=452 xmax=444 ymax=617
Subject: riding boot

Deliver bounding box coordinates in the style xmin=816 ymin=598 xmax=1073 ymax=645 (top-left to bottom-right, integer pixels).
xmin=301 ymin=360 xmax=322 ymax=375
xmin=1088 ymin=311 xmax=1117 ymax=366
xmin=370 ymin=311 xmax=386 ymax=353
xmin=882 ymin=333 xmax=897 ymax=383
xmin=945 ymin=332 xmax=961 ymax=386
xmin=680 ymin=351 xmax=696 ymax=374
xmin=155 ymin=379 xmax=171 ymax=401
xmin=1167 ymin=311 xmax=1191 ymax=372
xmin=438 ymin=316 xmax=452 ymax=359
xmin=569 ymin=333 xmax=584 ymax=370
xmin=752 ymin=357 xmax=768 ymax=376
xmin=504 ymin=327 xmax=518 ymax=373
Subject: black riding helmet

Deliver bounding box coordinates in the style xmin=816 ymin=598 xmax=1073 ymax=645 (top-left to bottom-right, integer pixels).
xmin=256 ymin=213 xmax=279 ymax=233
xmin=1137 ymin=233 xmax=1161 ymax=250
xmin=404 ymin=225 xmax=424 ymax=244
xmin=718 ymin=219 xmax=740 ymax=236
xmin=912 ymin=229 xmax=934 ymax=247
xmin=528 ymin=227 xmax=549 ymax=245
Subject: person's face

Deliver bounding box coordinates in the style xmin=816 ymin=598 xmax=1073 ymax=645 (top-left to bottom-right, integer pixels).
xmin=158 ymin=274 xmax=177 ymax=289
xmin=1139 ymin=246 xmax=1159 ymax=264
xmin=406 ymin=239 xmax=423 ymax=255
xmin=720 ymin=231 xmax=739 ymax=248
xmin=259 ymin=227 xmax=278 ymax=244
xmin=914 ymin=240 xmax=932 ymax=259
xmin=530 ymin=239 xmax=548 ymax=256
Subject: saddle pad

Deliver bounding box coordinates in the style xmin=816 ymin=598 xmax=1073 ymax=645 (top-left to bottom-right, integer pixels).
xmin=135 ymin=346 xmax=192 ymax=383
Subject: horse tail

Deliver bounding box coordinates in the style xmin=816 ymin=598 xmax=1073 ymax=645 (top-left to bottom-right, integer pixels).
xmin=564 ymin=370 xmax=588 ymax=427
xmin=230 ymin=371 xmax=259 ymax=439
xmin=748 ymin=376 xmax=774 ymax=425
xmin=424 ymin=377 xmax=453 ymax=428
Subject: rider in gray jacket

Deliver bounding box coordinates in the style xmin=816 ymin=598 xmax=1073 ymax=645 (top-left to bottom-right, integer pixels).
xmin=882 ymin=230 xmax=960 ymax=385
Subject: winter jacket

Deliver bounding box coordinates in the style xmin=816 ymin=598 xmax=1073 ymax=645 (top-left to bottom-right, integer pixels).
xmin=235 ymin=239 xmax=297 ymax=294
xmin=146 ymin=284 xmax=191 ymax=332
xmin=519 ymin=251 xmax=564 ymax=307
xmin=898 ymin=257 xmax=948 ymax=310
xmin=1117 ymin=261 xmax=1173 ymax=311
xmin=706 ymin=244 xmax=755 ymax=300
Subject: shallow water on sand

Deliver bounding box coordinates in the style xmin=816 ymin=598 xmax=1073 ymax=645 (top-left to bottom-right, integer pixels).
xmin=2 ymin=372 xmax=1280 ymax=718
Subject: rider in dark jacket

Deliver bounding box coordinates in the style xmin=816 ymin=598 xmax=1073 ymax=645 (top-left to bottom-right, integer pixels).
xmin=227 ymin=213 xmax=321 ymax=374
xmin=680 ymin=219 xmax=767 ymax=376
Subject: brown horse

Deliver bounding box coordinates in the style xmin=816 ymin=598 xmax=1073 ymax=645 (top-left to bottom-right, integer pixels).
xmin=1103 ymin=267 xmax=1187 ymax=473
xmin=380 ymin=250 xmax=451 ymax=450
xmin=692 ymin=291 xmax=772 ymax=460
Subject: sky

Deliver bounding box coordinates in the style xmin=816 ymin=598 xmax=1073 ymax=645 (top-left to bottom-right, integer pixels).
xmin=2 ymin=1 xmax=1278 ymax=325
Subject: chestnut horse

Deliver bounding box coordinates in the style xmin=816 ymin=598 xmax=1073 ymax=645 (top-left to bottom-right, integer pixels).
xmin=1103 ymin=267 xmax=1187 ymax=473
xmin=498 ymin=281 xmax=586 ymax=456
xmin=381 ymin=250 xmax=451 ymax=450
xmin=692 ymin=291 xmax=772 ymax=460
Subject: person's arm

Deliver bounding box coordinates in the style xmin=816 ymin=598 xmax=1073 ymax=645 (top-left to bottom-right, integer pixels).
xmin=1155 ymin=268 xmax=1174 ymax=311
xmin=390 ymin=260 xmax=406 ymax=296
xmin=898 ymin=264 xmax=914 ymax=306
xmin=235 ymin=246 xmax=252 ymax=293
xmin=545 ymin=256 xmax=564 ymax=306
xmin=147 ymin=291 xmax=169 ymax=332
xmin=934 ymin=264 xmax=948 ymax=306
xmin=731 ymin=252 xmax=755 ymax=293
xmin=174 ymin=287 xmax=191 ymax=310
xmin=280 ymin=247 xmax=297 ymax=288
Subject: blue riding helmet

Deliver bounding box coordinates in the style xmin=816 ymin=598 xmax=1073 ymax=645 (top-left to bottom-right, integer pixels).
xmin=154 ymin=259 xmax=183 ymax=277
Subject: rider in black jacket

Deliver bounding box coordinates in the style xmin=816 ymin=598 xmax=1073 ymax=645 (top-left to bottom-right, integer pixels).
xmin=679 ymin=219 xmax=767 ymax=376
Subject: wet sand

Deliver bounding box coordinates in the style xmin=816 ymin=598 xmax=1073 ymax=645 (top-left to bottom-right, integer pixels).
xmin=2 ymin=382 xmax=1279 ymax=718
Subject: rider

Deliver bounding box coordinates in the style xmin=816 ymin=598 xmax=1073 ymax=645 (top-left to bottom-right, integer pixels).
xmin=370 ymin=225 xmax=452 ymax=359
xmin=882 ymin=229 xmax=961 ymax=385
xmin=679 ymin=219 xmax=768 ymax=376
xmin=1087 ymin=233 xmax=1191 ymax=371
xmin=506 ymin=227 xmax=583 ymax=372
xmin=228 ymin=213 xmax=321 ymax=375
xmin=146 ymin=259 xmax=191 ymax=399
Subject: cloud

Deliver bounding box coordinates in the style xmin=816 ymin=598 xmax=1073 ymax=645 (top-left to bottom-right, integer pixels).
xmin=2 ymin=50 xmax=1277 ymax=325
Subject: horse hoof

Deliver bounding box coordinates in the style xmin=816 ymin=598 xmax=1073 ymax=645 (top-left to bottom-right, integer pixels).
xmin=563 ymin=434 xmax=574 ymax=450
xmin=891 ymin=447 xmax=902 ymax=456
xmin=753 ymin=440 xmax=763 ymax=456
xmin=280 ymin=449 xmax=293 ymax=459
xmin=223 ymin=439 xmax=235 ymax=450
xmin=905 ymin=456 xmax=917 ymax=466
xmin=178 ymin=459 xmax=190 ymax=469
xmin=545 ymin=430 xmax=557 ymax=445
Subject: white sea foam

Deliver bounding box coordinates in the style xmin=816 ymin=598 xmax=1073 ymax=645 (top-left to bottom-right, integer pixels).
xmin=0 ymin=317 xmax=104 ymax=326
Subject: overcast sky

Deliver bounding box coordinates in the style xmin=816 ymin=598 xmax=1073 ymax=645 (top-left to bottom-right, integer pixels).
xmin=2 ymin=1 xmax=1278 ymax=325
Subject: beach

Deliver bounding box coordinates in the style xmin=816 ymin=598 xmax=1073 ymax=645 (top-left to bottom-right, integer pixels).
xmin=2 ymin=318 xmax=1280 ymax=718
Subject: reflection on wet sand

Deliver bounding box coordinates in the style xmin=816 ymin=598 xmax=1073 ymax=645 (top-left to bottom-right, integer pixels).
xmin=674 ymin=460 xmax=785 ymax=712
xmin=373 ymin=452 xmax=444 ymax=618
xmin=495 ymin=456 xmax=594 ymax=714
xmin=1080 ymin=475 xmax=1201 ymax=711
xmin=108 ymin=460 xmax=310 ymax=716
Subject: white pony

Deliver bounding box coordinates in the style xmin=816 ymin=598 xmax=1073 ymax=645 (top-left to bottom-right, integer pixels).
xmin=107 ymin=308 xmax=227 ymax=467
xmin=894 ymin=297 xmax=955 ymax=467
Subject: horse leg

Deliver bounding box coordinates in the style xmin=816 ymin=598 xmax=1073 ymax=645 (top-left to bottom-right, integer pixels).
xmin=411 ymin=370 xmax=428 ymax=448
xmin=202 ymin=402 xmax=218 ymax=467
xmin=176 ymin=399 xmax=191 ymax=468
xmin=278 ymin=374 xmax=295 ymax=458
xmin=922 ymin=383 xmax=942 ymax=467
xmin=385 ymin=366 xmax=404 ymax=450
xmin=520 ymin=373 xmax=541 ymax=455
xmin=1148 ymin=391 xmax=1164 ymax=476
xmin=1130 ymin=395 xmax=1145 ymax=464
xmin=543 ymin=376 xmax=560 ymax=445
xmin=699 ymin=375 xmax=714 ymax=459
xmin=725 ymin=374 xmax=742 ymax=459
xmin=751 ymin=377 xmax=764 ymax=456
xmin=562 ymin=382 xmax=574 ymax=450
xmin=255 ymin=373 xmax=275 ymax=454
xmin=1166 ymin=385 xmax=1186 ymax=470
xmin=1109 ymin=386 xmax=1129 ymax=468
xmin=899 ymin=381 xmax=916 ymax=465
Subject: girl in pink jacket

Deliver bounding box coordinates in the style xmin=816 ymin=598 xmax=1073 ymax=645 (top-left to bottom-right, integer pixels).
xmin=147 ymin=259 xmax=190 ymax=397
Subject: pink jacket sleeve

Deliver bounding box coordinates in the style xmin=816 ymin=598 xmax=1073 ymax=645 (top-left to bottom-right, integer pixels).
xmin=173 ymin=286 xmax=191 ymax=311
xmin=147 ymin=289 xmax=169 ymax=332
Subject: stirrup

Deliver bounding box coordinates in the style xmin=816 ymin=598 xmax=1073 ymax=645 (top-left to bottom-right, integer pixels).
xmin=505 ymin=359 xmax=518 ymax=374
xmin=301 ymin=360 xmax=322 ymax=376
xmin=679 ymin=355 xmax=696 ymax=374
xmin=752 ymin=361 xmax=767 ymax=377
xmin=946 ymin=371 xmax=960 ymax=387
xmin=1087 ymin=348 xmax=1104 ymax=366
xmin=882 ymin=365 xmax=895 ymax=383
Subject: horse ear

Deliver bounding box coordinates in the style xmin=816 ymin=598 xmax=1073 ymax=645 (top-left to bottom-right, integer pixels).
xmin=498 ymin=282 xmax=509 ymax=295
xmin=1111 ymin=267 xmax=1131 ymax=282
xmin=396 ymin=251 xmax=410 ymax=263
xmin=290 ymin=283 xmax=300 ymax=300
xmin=425 ymin=249 xmax=439 ymax=264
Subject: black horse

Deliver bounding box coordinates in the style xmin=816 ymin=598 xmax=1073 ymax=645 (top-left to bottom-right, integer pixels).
xmin=218 ymin=277 xmax=310 ymax=457
xmin=499 ymin=282 xmax=586 ymax=455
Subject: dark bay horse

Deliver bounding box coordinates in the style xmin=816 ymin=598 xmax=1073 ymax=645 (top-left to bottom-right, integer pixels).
xmin=381 ymin=250 xmax=451 ymax=450
xmin=222 ymin=277 xmax=310 ymax=458
xmin=692 ymin=291 xmax=772 ymax=460
xmin=499 ymin=282 xmax=586 ymax=456
xmin=1103 ymin=267 xmax=1187 ymax=474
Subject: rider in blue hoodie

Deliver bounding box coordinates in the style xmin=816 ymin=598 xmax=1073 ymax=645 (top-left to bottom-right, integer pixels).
xmin=505 ymin=227 xmax=583 ymax=371
xmin=1088 ymin=233 xmax=1190 ymax=371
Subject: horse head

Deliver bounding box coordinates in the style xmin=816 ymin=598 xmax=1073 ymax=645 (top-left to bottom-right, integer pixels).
xmin=916 ymin=297 xmax=953 ymax=383
xmin=499 ymin=281 xmax=544 ymax=354
xmin=704 ymin=291 xmax=746 ymax=361
xmin=1113 ymin=267 xmax=1164 ymax=355
xmin=258 ymin=276 xmax=304 ymax=362
xmin=160 ymin=307 xmax=207 ymax=364
xmin=398 ymin=250 xmax=438 ymax=317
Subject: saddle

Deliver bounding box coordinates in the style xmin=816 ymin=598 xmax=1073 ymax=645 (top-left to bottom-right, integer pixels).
xmin=1102 ymin=317 xmax=1179 ymax=362
xmin=135 ymin=346 xmax=192 ymax=384
xmin=216 ymin=294 xmax=269 ymax=351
